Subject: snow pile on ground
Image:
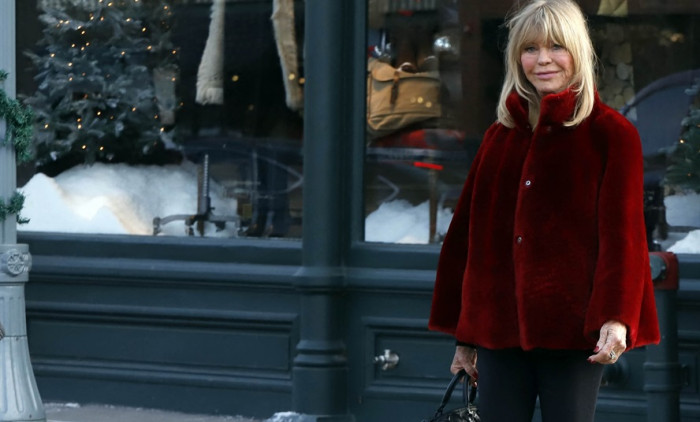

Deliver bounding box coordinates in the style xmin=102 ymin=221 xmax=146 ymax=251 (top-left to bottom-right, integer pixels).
xmin=669 ymin=229 xmax=700 ymax=254
xmin=19 ymin=161 xmax=239 ymax=237
xmin=365 ymin=199 xmax=452 ymax=244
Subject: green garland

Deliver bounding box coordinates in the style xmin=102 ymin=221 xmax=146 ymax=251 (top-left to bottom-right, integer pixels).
xmin=0 ymin=192 xmax=28 ymax=224
xmin=0 ymin=69 xmax=33 ymax=224
xmin=0 ymin=69 xmax=33 ymax=163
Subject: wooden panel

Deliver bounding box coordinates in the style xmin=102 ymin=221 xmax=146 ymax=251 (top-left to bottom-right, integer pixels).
xmin=361 ymin=317 xmax=453 ymax=390
xmin=28 ymin=308 xmax=295 ymax=374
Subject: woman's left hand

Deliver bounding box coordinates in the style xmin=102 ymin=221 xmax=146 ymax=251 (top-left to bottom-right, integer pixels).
xmin=588 ymin=320 xmax=627 ymax=364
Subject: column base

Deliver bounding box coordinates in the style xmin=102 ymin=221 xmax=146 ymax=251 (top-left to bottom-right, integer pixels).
xmin=0 ymin=337 xmax=46 ymax=421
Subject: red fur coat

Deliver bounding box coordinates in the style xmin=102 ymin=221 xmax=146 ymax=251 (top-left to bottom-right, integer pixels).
xmin=429 ymin=89 xmax=660 ymax=350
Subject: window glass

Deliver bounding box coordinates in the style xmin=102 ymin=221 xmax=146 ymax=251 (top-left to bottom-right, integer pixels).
xmin=16 ymin=0 xmax=304 ymax=239
xmin=364 ymin=0 xmax=700 ymax=254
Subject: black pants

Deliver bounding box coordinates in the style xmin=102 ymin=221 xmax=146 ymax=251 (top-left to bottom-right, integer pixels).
xmin=476 ymin=347 xmax=604 ymax=422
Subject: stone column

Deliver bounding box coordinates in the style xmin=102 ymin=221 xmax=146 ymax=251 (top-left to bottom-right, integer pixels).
xmin=0 ymin=2 xmax=46 ymax=421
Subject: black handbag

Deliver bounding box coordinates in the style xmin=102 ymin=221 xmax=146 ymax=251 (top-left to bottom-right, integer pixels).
xmin=423 ymin=369 xmax=480 ymax=422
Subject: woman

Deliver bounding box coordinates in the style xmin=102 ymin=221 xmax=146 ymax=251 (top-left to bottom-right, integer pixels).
xmin=428 ymin=0 xmax=660 ymax=421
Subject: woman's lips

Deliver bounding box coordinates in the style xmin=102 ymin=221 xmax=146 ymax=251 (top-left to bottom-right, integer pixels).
xmin=536 ymin=72 xmax=558 ymax=79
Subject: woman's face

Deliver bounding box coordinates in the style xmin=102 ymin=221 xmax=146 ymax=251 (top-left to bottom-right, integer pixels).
xmin=520 ymin=39 xmax=574 ymax=96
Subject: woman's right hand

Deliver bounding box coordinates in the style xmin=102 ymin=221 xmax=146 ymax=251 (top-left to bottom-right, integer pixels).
xmin=451 ymin=345 xmax=478 ymax=386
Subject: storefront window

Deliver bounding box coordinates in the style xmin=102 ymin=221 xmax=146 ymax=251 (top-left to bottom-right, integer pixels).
xmin=363 ymin=0 xmax=700 ymax=254
xmin=15 ymin=0 xmax=304 ymax=239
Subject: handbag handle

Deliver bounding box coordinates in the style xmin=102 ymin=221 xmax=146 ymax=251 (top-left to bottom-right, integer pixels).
xmin=433 ymin=369 xmax=477 ymax=418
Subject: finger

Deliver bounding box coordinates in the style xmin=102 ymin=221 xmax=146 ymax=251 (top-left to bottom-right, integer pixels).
xmin=587 ymin=352 xmax=603 ymax=364
xmin=450 ymin=360 xmax=478 ymax=385
xmin=451 ymin=359 xmax=478 ymax=377
xmin=469 ymin=368 xmax=479 ymax=387
xmin=450 ymin=355 xmax=469 ymax=374
xmin=459 ymin=366 xmax=478 ymax=386
xmin=591 ymin=342 xmax=616 ymax=363
xmin=450 ymin=361 xmax=463 ymax=375
xmin=465 ymin=350 xmax=479 ymax=384
xmin=594 ymin=327 xmax=609 ymax=353
xmin=588 ymin=345 xmax=623 ymax=364
xmin=588 ymin=344 xmax=612 ymax=364
xmin=588 ymin=351 xmax=615 ymax=364
xmin=588 ymin=335 xmax=608 ymax=362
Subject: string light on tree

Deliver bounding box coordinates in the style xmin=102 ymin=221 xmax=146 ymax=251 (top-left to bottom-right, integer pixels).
xmin=25 ymin=0 xmax=178 ymax=166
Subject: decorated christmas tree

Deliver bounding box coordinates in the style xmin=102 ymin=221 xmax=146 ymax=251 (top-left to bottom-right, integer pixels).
xmin=666 ymin=81 xmax=700 ymax=193
xmin=25 ymin=0 xmax=178 ymax=167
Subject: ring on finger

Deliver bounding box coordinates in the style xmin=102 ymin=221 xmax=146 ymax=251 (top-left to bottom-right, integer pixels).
xmin=609 ymin=350 xmax=617 ymax=361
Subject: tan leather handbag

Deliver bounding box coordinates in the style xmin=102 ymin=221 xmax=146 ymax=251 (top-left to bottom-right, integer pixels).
xmin=366 ymin=58 xmax=441 ymax=139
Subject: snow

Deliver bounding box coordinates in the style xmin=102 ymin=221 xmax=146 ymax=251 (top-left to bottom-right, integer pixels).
xmin=19 ymin=161 xmax=239 ymax=237
xmin=664 ymin=192 xmax=700 ymax=253
xmin=364 ymin=199 xmax=452 ymax=244
xmin=665 ymin=192 xmax=700 ymax=228
xmin=669 ymin=230 xmax=700 ymax=254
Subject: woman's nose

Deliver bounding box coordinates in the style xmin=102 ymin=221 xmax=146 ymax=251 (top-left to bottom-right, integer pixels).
xmin=538 ymin=49 xmax=552 ymax=64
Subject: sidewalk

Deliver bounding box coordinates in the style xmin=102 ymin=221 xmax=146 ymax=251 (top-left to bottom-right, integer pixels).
xmin=44 ymin=402 xmax=262 ymax=422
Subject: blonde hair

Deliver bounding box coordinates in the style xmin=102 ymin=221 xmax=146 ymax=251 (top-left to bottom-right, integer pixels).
xmin=496 ymin=0 xmax=597 ymax=127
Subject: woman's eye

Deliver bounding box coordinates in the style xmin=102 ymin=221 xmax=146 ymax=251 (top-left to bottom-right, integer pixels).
xmin=524 ymin=46 xmax=537 ymax=53
xmin=552 ymin=44 xmax=565 ymax=50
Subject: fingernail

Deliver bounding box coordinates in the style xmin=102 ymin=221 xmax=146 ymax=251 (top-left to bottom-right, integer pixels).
xmin=587 ymin=358 xmax=594 ymax=364
xmin=593 ymin=346 xmax=600 ymax=353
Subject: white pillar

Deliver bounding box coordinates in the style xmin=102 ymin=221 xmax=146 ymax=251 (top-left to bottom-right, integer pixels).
xmin=0 ymin=2 xmax=46 ymax=421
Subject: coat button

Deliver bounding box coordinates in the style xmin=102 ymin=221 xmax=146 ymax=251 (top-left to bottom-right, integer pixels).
xmin=524 ymin=180 xmax=532 ymax=186
xmin=545 ymin=126 xmax=552 ymax=133
xmin=516 ymin=236 xmax=523 ymax=244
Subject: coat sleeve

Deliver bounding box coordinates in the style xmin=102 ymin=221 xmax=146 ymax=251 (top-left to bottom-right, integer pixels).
xmin=584 ymin=112 xmax=660 ymax=349
xmin=428 ymin=126 xmax=492 ymax=336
